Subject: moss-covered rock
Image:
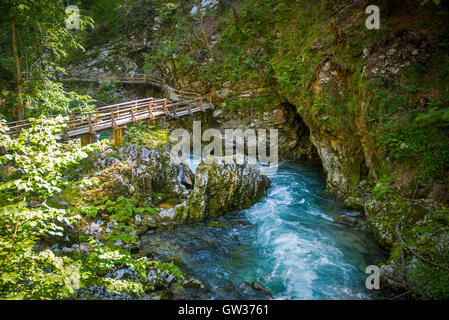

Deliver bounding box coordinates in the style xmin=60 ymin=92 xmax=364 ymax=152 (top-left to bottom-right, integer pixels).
xmin=175 ymin=155 xmax=270 ymax=223
xmin=365 ymin=196 xmax=428 ymax=249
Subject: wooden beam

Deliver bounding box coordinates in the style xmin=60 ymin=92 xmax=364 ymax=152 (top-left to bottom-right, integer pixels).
xmin=113 ymin=127 xmax=124 ymax=147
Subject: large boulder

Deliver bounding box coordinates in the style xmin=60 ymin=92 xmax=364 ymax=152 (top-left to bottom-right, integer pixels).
xmin=175 ymin=156 xmax=270 ymax=223
xmin=84 ymin=144 xmax=194 ymax=206
xmin=364 ymin=197 xmax=427 ymax=248
xmin=118 ymin=144 xmax=194 ymax=204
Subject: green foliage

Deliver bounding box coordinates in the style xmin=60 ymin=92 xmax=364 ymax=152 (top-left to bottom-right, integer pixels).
xmin=408 ymin=260 xmax=449 ymax=299
xmin=124 ymin=123 xmax=170 ymax=148
xmin=101 ymin=196 xmax=159 ymax=246
xmin=23 ymin=80 xmax=95 ymax=117
xmin=0 ymin=118 xmax=179 ymax=299
xmin=0 ymin=117 xmax=98 ymax=204
xmin=371 ymin=171 xmax=394 ymax=200
xmin=405 ymin=206 xmax=449 ymax=299
xmin=0 ymin=0 xmax=94 ymax=120
xmin=415 ymin=97 xmax=449 ymax=126
xmin=0 ymin=118 xmax=101 ymax=299
xmin=421 ymin=0 xmax=444 ymax=5
xmin=371 ymin=51 xmax=449 ymax=180
xmin=374 ymin=119 xmax=449 ymax=180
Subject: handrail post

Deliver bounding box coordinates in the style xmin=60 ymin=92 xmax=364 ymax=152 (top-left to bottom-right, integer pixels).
xmin=88 ymin=115 xmax=93 ymax=133
xmin=200 ymin=96 xmax=203 ymax=112
xmin=209 ymin=95 xmax=214 ymax=109
xmin=132 ymin=102 xmax=136 ymax=123
xmin=163 ymin=99 xmax=169 ymax=115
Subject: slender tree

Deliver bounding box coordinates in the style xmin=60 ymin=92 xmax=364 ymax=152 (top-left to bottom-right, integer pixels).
xmin=195 ymin=0 xmax=214 ymax=61
xmin=0 ymin=0 xmax=92 ymax=120
xmin=11 ymin=14 xmax=24 ymax=120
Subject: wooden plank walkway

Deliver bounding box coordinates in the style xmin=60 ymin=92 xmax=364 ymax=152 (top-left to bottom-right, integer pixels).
xmin=56 ymin=72 xmax=202 ymax=102
xmin=6 ymin=73 xmax=214 ymax=141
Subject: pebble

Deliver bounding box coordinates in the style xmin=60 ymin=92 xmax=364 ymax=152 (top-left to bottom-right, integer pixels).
xmin=363 ymin=48 xmax=370 ymax=57
xmin=387 ymin=48 xmax=397 ymax=56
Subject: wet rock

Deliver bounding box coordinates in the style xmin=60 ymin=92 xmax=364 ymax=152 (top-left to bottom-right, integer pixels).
xmin=387 ymin=48 xmax=397 ymax=57
xmin=62 ymin=247 xmax=74 ymax=253
xmin=365 ymin=197 xmax=428 ymax=248
xmin=344 ymin=196 xmax=366 ymax=211
xmin=107 ymin=266 xmax=139 ymax=282
xmin=76 ymin=284 xmax=133 ymax=300
xmin=100 ymin=157 xmax=121 ymax=169
xmin=217 ymin=88 xmax=231 ymax=99
xmin=363 ymin=48 xmax=370 ymax=57
xmin=80 ymin=243 xmax=93 ymax=253
xmin=237 ymin=282 xmax=273 ymax=300
xmin=175 ymin=155 xmax=270 ymax=223
xmin=178 ymin=162 xmax=194 ymax=189
xmin=118 ymin=144 xmax=193 ymax=203
xmin=379 ymin=262 xmax=408 ymax=294
xmin=251 ymin=281 xmax=272 ymax=297
xmin=85 ymin=144 xmax=195 ymax=209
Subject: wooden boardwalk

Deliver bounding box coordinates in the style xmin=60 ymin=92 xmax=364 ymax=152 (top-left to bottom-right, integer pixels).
xmin=57 ymin=72 xmax=201 ymax=102
xmin=6 ymin=73 xmax=213 ymax=145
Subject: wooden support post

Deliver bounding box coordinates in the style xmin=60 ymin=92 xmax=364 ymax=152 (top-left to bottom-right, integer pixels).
xmin=80 ymin=132 xmax=97 ymax=146
xmin=209 ymin=95 xmax=214 ymax=109
xmin=111 ymin=111 xmax=115 ymax=128
xmin=132 ymin=102 xmax=137 ymax=123
xmin=200 ymin=96 xmax=203 ymax=111
xmin=88 ymin=115 xmax=93 ymax=133
xmin=90 ymin=132 xmax=98 ymax=144
xmin=81 ymin=135 xmax=91 ymax=146
xmin=149 ymin=98 xmax=154 ymax=119
xmin=163 ymin=99 xmax=169 ymax=115
xmin=113 ymin=127 xmax=124 ymax=147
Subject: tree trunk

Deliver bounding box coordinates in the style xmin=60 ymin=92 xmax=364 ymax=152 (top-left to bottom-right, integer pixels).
xmin=180 ymin=1 xmax=201 ymax=44
xmin=196 ymin=0 xmax=214 ymax=61
xmin=231 ymin=6 xmax=240 ymax=26
xmin=11 ymin=16 xmax=24 ymax=121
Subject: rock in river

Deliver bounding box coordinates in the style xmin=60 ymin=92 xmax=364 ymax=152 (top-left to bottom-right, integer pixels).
xmin=175 ymin=155 xmax=270 ymax=223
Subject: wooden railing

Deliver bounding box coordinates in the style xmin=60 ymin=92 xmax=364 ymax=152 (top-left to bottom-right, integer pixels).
xmin=7 ymin=72 xmax=214 ymax=140
xmin=6 ymin=95 xmax=213 ymax=139
xmin=55 ymin=72 xmax=202 ymax=101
